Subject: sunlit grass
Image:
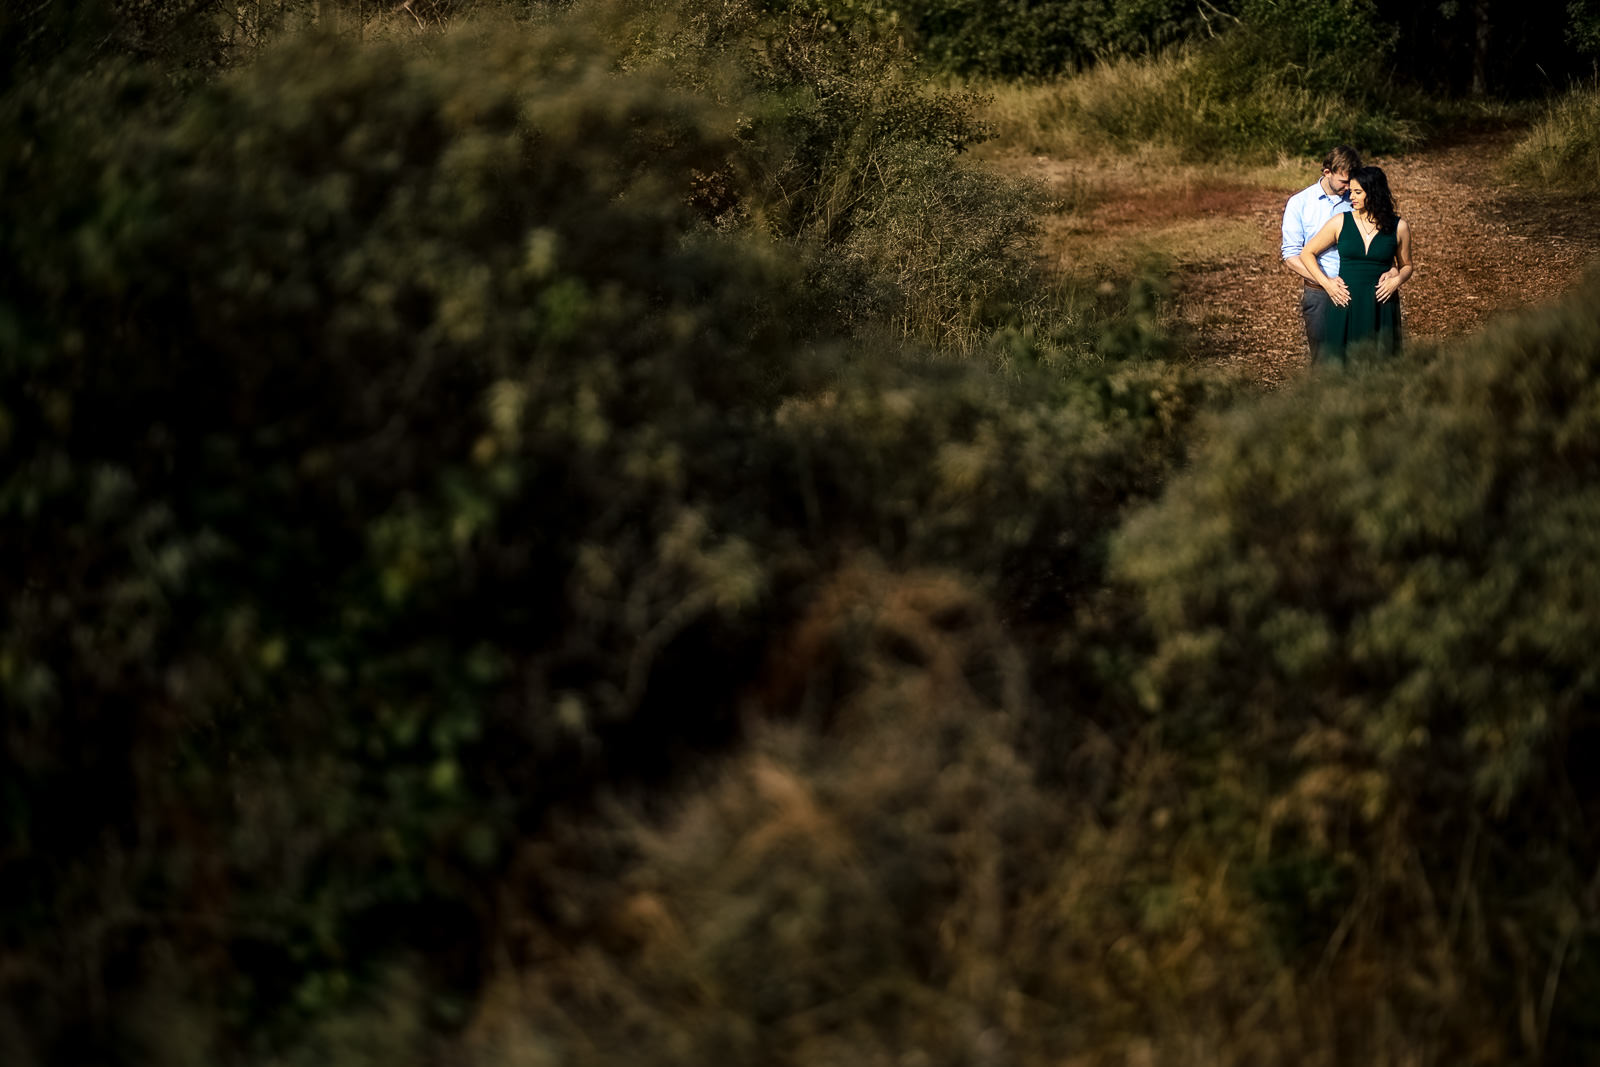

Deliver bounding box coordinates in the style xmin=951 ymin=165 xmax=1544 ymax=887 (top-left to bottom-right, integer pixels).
xmin=1503 ymin=79 xmax=1600 ymax=192
xmin=965 ymin=46 xmax=1425 ymax=164
xmin=973 ymin=135 xmax=1297 ymax=284
xmin=1038 ymin=216 xmax=1265 ymax=279
xmin=973 ymin=51 xmax=1207 ymax=158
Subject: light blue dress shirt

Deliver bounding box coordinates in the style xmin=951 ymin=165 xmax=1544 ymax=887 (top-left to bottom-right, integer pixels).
xmin=1281 ymin=180 xmax=1353 ymax=279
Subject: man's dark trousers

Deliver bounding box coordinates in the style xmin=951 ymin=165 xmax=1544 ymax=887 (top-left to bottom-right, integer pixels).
xmin=1301 ymin=285 xmax=1332 ymax=364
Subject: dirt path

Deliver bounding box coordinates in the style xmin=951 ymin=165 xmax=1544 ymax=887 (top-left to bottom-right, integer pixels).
xmin=998 ymin=130 xmax=1600 ymax=386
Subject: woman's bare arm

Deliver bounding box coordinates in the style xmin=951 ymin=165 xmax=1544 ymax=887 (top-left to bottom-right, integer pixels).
xmin=1377 ymin=219 xmax=1414 ymax=303
xmin=1298 ymin=216 xmax=1351 ymax=307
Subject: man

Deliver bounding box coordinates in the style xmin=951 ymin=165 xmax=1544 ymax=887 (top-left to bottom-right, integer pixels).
xmin=1281 ymin=145 xmax=1361 ymax=363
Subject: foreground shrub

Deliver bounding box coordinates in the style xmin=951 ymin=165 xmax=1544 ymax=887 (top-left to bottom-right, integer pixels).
xmin=0 ymin=25 xmax=803 ymax=1061
xmin=0 ymin=21 xmax=1223 ymax=1061
xmin=1112 ymin=281 xmax=1600 ymax=1060
xmin=454 ymin=563 xmax=1300 ymax=1067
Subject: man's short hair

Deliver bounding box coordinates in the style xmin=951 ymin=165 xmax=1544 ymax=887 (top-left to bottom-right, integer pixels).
xmin=1322 ymin=145 xmax=1362 ymax=176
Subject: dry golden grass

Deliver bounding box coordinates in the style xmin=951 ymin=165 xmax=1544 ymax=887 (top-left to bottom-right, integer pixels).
xmin=969 ymin=52 xmax=1205 ymax=159
xmin=1039 ymin=215 xmax=1264 ymax=279
xmin=972 ymin=145 xmax=1295 ymax=282
xmin=965 ymin=44 xmax=1418 ymax=162
xmin=1502 ymin=80 xmax=1600 ymax=193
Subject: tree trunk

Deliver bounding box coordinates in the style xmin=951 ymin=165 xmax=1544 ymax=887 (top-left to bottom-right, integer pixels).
xmin=1471 ymin=0 xmax=1491 ymax=96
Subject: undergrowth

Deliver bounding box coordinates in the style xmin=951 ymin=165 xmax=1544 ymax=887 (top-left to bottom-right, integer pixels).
xmin=6 ymin=0 xmax=1600 ymax=1065
xmin=975 ymin=46 xmax=1425 ymax=162
xmin=1503 ymin=79 xmax=1600 ymax=193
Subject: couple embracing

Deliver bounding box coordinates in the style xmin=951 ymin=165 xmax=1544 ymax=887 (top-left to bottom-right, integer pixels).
xmin=1281 ymin=145 xmax=1415 ymax=365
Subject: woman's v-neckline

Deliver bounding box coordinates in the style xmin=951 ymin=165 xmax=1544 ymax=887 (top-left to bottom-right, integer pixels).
xmin=1346 ymin=211 xmax=1380 ymax=255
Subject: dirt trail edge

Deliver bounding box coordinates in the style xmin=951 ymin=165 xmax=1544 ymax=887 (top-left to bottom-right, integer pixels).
xmin=1023 ymin=130 xmax=1600 ymax=387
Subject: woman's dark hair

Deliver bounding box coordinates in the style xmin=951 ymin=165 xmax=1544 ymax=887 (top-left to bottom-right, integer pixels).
xmin=1350 ymin=165 xmax=1399 ymax=233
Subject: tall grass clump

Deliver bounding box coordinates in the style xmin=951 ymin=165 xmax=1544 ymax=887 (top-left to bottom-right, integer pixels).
xmin=977 ymin=50 xmax=1229 ymax=156
xmin=1504 ymin=79 xmax=1600 ymax=192
xmin=979 ymin=0 xmax=1423 ymax=160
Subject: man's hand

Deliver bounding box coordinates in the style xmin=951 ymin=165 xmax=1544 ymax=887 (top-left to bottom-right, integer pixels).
xmin=1326 ymin=277 xmax=1351 ymax=307
xmin=1375 ymin=267 xmax=1402 ymax=303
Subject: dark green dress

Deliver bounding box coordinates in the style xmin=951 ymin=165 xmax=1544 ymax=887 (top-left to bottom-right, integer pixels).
xmin=1322 ymin=212 xmax=1401 ymax=365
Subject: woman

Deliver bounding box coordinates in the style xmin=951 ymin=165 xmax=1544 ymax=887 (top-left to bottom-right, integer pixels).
xmin=1298 ymin=165 xmax=1413 ymax=365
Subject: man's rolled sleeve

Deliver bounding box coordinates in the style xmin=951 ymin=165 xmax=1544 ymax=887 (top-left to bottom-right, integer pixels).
xmin=1281 ymin=192 xmax=1306 ymax=262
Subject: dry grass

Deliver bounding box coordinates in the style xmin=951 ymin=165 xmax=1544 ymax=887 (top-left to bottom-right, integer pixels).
xmin=965 ymin=46 xmax=1420 ymax=165
xmin=967 ymin=77 xmax=1326 ymax=283
xmin=973 ymin=143 xmax=1301 ymax=283
xmin=1503 ymin=80 xmax=1600 ymax=193
xmin=1040 ymin=212 xmax=1265 ymax=279
xmin=970 ymin=52 xmax=1207 ymax=158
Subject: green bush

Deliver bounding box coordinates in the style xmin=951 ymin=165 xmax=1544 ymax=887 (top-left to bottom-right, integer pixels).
xmin=1110 ymin=279 xmax=1600 ymax=1059
xmin=676 ymin=0 xmax=1057 ymax=348
xmin=1219 ymin=0 xmax=1395 ymax=93
xmin=866 ymin=0 xmax=1199 ymax=78
xmin=1185 ymin=0 xmax=1418 ymax=155
xmin=0 ymin=17 xmax=1227 ymax=1060
xmin=617 ymin=0 xmax=1087 ymax=351
xmin=1 ymin=25 xmax=805 ymax=1060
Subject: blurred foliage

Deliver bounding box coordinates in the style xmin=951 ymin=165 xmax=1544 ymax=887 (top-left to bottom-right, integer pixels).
xmin=2 ymin=23 xmax=795 ymax=1061
xmin=1574 ymin=0 xmax=1600 ymax=56
xmin=869 ymin=0 xmax=1200 ymax=78
xmin=0 ymin=0 xmax=513 ymax=88
xmin=9 ymin=0 xmax=1600 ymax=1063
xmin=0 ymin=13 xmax=1221 ymax=1063
xmin=425 ymin=269 xmax=1600 ymax=1067
xmin=452 ymin=575 xmax=1292 ymax=1066
xmin=1111 ymin=276 xmax=1600 ymax=1062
